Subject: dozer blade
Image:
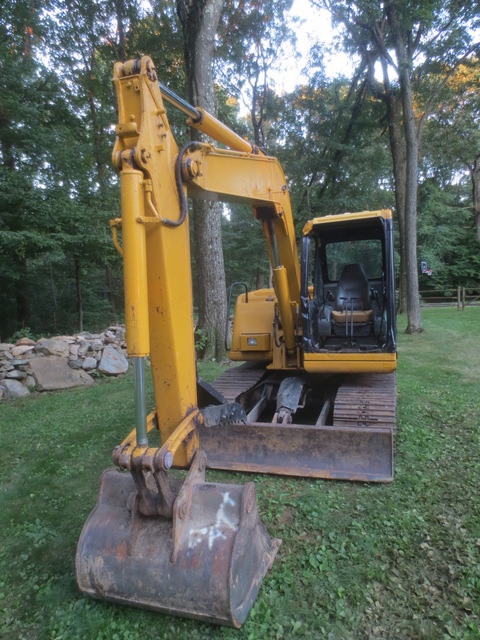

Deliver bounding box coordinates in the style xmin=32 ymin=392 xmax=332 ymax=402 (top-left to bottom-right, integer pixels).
xmin=76 ymin=451 xmax=280 ymax=628
xmin=199 ymin=422 xmax=394 ymax=482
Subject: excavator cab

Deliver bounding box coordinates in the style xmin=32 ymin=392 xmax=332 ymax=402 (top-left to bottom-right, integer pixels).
xmin=301 ymin=211 xmax=397 ymax=356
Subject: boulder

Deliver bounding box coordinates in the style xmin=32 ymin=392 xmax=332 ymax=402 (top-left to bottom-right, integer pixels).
xmin=0 ymin=379 xmax=30 ymax=399
xmin=77 ymin=341 xmax=90 ymax=357
xmin=10 ymin=359 xmax=30 ymax=367
xmin=16 ymin=337 xmax=36 ymax=346
xmin=30 ymin=356 xmax=93 ymax=391
xmin=82 ymin=356 xmax=97 ymax=371
xmin=104 ymin=330 xmax=116 ymax=344
xmin=69 ymin=344 xmax=80 ymax=358
xmin=11 ymin=345 xmax=35 ymax=358
xmin=6 ymin=370 xmax=27 ymax=380
xmin=35 ymin=337 xmax=70 ymax=358
xmin=98 ymin=346 xmax=129 ymax=376
xmin=109 ymin=326 xmax=126 ymax=342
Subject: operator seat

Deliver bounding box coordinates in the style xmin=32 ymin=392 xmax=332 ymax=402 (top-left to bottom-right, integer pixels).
xmin=331 ymin=263 xmax=373 ymax=336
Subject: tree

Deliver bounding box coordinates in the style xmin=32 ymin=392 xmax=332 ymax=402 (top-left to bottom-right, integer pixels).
xmin=422 ymin=59 xmax=480 ymax=242
xmin=46 ymin=0 xmax=142 ymax=330
xmin=177 ymin=0 xmax=227 ymax=360
xmin=271 ymin=66 xmax=392 ymax=223
xmin=319 ymin=0 xmax=480 ymax=333
xmin=0 ymin=2 xmax=73 ymax=336
xmin=217 ymin=0 xmax=296 ymax=147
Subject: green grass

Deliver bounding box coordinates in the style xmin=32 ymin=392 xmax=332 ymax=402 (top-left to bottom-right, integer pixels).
xmin=1 ymin=307 xmax=479 ymax=639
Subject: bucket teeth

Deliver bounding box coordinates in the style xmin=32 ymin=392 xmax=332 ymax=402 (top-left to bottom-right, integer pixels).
xmin=200 ymin=402 xmax=247 ymax=428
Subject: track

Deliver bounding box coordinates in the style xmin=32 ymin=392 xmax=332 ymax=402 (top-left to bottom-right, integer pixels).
xmin=213 ymin=367 xmax=397 ymax=434
xmin=333 ymin=373 xmax=397 ymax=432
xmin=212 ymin=363 xmax=266 ymax=402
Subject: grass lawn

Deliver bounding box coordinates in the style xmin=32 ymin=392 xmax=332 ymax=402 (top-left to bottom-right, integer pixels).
xmin=1 ymin=307 xmax=479 ymax=639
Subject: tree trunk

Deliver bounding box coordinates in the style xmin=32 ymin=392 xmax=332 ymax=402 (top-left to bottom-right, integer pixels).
xmin=16 ymin=257 xmax=31 ymax=329
xmin=386 ymin=2 xmax=422 ymax=333
xmin=471 ymin=152 xmax=480 ymax=242
xmin=106 ymin=264 xmax=116 ymax=314
xmin=385 ymin=92 xmax=407 ymax=313
xmin=114 ymin=0 xmax=126 ymax=61
xmin=74 ymin=255 xmax=84 ymax=333
xmin=0 ymin=113 xmax=31 ymax=331
xmin=177 ymin=0 xmax=227 ymax=360
xmin=50 ymin=260 xmax=58 ymax=332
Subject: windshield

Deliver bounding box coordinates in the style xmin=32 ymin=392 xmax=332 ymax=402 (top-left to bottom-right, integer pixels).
xmin=325 ymin=239 xmax=383 ymax=281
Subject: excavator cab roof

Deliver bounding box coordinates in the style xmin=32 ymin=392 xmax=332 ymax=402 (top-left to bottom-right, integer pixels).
xmin=303 ymin=209 xmax=392 ymax=237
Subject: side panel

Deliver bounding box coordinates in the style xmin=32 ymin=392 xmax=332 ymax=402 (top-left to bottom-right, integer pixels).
xmin=229 ymin=290 xmax=275 ymax=362
xmin=304 ymin=352 xmax=397 ymax=374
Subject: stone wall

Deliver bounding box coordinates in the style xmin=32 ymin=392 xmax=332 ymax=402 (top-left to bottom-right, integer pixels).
xmin=0 ymin=326 xmax=129 ymax=400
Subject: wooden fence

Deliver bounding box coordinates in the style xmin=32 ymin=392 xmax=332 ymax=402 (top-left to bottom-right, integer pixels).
xmin=418 ymin=287 xmax=480 ymax=310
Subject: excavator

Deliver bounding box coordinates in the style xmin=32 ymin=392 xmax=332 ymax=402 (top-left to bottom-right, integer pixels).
xmin=76 ymin=56 xmax=397 ymax=628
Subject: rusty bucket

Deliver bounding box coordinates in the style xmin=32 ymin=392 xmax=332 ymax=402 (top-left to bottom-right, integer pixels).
xmin=76 ymin=451 xmax=280 ymax=628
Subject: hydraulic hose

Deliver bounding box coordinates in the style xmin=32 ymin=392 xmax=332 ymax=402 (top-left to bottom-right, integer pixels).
xmin=160 ymin=142 xmax=200 ymax=228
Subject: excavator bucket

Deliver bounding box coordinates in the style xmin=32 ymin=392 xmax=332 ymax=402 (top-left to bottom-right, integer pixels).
xmin=76 ymin=451 xmax=280 ymax=628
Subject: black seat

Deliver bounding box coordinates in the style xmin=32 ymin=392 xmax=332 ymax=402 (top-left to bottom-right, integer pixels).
xmin=331 ymin=263 xmax=373 ymax=336
xmin=335 ymin=263 xmax=370 ymax=311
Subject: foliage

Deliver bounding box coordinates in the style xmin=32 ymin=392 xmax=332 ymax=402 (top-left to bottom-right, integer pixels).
xmin=216 ymin=0 xmax=298 ymax=146
xmin=270 ymin=74 xmax=394 ymax=226
xmin=417 ymin=179 xmax=480 ymax=289
xmin=317 ymin=0 xmax=480 ymax=328
xmin=0 ymin=0 xmax=479 ymax=346
xmin=222 ymin=203 xmax=271 ymax=291
xmin=1 ymin=308 xmax=480 ymax=638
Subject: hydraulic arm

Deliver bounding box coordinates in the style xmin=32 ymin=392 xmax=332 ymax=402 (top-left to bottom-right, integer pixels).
xmin=76 ymin=56 xmax=281 ymax=627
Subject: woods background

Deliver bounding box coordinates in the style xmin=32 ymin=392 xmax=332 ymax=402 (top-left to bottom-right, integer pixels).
xmin=1 ymin=0 xmax=479 ymax=348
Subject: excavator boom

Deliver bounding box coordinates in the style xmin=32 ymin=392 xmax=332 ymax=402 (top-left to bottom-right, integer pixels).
xmin=76 ymin=56 xmax=280 ymax=627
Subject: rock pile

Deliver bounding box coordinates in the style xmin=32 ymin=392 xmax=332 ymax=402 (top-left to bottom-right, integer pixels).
xmin=0 ymin=326 xmax=129 ymax=400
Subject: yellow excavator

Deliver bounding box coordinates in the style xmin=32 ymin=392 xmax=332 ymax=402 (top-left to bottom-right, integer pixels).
xmin=76 ymin=56 xmax=397 ymax=627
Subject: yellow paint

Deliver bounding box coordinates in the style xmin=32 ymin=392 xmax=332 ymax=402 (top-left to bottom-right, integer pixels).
xmin=239 ymin=333 xmax=272 ymax=351
xmin=187 ymin=108 xmax=253 ymax=153
xmin=304 ymin=352 xmax=397 ymax=374
xmin=119 ymin=169 xmax=150 ymax=357
xmin=230 ymin=290 xmax=274 ymax=360
xmin=272 ymin=266 xmax=296 ymax=352
xmin=112 ymin=56 xmax=197 ymax=467
xmin=303 ymin=209 xmax=392 ymax=235
xmin=110 ymin=55 xmax=397 ymax=472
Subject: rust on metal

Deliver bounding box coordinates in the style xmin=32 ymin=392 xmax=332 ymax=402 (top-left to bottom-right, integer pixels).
xmin=199 ymin=421 xmax=393 ymax=482
xmin=198 ymin=366 xmax=396 ymax=483
xmin=76 ymin=450 xmax=280 ymax=628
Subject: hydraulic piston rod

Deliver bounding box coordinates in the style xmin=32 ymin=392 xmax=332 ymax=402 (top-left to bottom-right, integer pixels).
xmin=133 ymin=357 xmax=147 ymax=446
xmin=158 ymin=81 xmax=254 ymax=154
